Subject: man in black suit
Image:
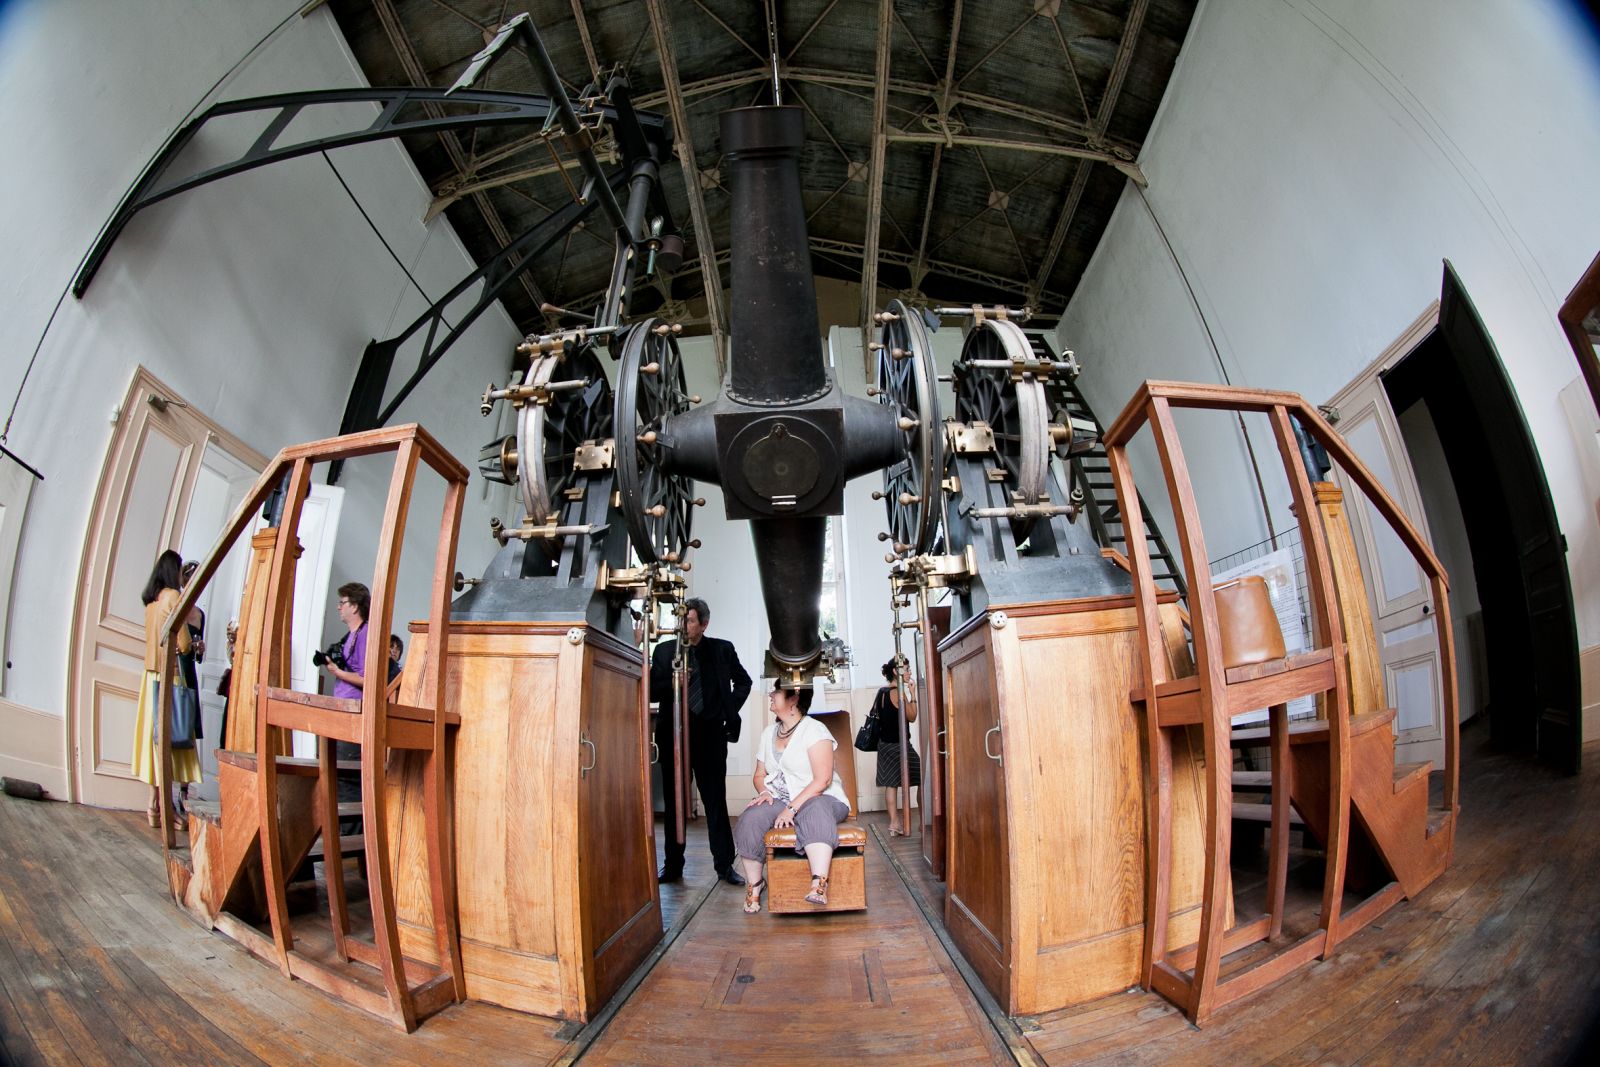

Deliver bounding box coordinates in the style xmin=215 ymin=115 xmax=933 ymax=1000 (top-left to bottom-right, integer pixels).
xmin=651 ymin=597 xmax=752 ymax=885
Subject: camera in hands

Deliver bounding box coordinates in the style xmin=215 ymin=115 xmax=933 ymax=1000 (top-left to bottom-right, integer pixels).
xmin=312 ymin=639 xmax=349 ymax=671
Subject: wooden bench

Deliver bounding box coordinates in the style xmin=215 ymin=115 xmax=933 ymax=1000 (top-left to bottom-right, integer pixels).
xmin=762 ymin=708 xmax=867 ymax=914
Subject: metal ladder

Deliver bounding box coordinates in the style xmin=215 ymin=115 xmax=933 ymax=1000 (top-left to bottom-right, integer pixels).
xmin=1027 ymin=331 xmax=1188 ymax=598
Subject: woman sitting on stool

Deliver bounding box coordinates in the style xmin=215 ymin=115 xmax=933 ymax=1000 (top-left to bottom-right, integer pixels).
xmin=732 ymin=682 xmax=852 ymax=912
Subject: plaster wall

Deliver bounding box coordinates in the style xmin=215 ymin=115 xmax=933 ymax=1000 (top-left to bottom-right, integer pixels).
xmin=1056 ymin=0 xmax=1600 ymax=654
xmin=0 ymin=3 xmax=520 ymax=795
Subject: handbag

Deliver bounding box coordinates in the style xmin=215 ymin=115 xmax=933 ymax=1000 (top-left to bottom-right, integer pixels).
xmin=854 ymin=696 xmax=880 ymax=752
xmin=168 ymin=681 xmax=200 ymax=750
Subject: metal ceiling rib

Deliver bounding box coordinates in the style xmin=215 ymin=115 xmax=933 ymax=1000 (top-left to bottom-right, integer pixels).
xmin=326 ymin=0 xmax=1197 ymax=336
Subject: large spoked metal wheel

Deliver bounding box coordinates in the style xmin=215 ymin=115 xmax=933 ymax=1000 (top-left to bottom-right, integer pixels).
xmin=875 ymin=300 xmax=944 ymax=555
xmin=519 ymin=344 xmax=614 ymax=534
xmin=953 ymin=317 xmax=1050 ymax=542
xmin=614 ymin=320 xmax=695 ymax=564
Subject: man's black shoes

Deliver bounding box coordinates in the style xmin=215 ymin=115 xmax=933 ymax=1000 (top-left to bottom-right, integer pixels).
xmin=657 ymin=867 xmax=683 ymax=883
xmin=717 ymin=867 xmax=746 ymax=886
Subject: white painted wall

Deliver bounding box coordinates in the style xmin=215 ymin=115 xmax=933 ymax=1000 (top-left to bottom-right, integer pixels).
xmin=1056 ymin=0 xmax=1600 ymax=654
xmin=0 ymin=3 xmax=519 ymax=786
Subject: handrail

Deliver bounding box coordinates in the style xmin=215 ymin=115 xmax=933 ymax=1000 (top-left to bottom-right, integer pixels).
xmin=151 ymin=423 xmax=467 ymax=850
xmin=1104 ymin=380 xmax=1459 ymax=815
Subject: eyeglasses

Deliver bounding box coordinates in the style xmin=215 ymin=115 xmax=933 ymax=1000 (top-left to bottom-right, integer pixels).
xmin=338 ymin=598 xmax=352 ymax=607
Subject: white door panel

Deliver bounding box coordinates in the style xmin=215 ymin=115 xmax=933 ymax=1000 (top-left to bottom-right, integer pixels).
xmin=1329 ymin=360 xmax=1445 ymax=759
xmin=71 ymin=369 xmax=266 ymax=808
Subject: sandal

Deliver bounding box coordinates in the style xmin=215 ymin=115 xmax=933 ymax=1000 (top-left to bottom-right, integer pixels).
xmin=743 ymin=880 xmax=765 ymax=914
xmin=146 ymin=806 xmax=160 ymax=828
xmin=805 ymin=876 xmax=829 ymax=906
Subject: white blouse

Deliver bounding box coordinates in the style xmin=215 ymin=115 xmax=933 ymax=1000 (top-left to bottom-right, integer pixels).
xmin=758 ymin=716 xmax=850 ymax=808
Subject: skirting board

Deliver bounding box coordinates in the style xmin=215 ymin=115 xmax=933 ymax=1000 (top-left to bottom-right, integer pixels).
xmin=0 ymin=698 xmax=68 ymax=799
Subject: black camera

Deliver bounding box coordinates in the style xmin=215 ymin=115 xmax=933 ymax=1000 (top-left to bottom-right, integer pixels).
xmin=312 ymin=639 xmax=349 ymax=671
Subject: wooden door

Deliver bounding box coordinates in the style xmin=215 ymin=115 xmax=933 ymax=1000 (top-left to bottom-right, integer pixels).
xmin=942 ymin=626 xmax=1009 ymax=1004
xmin=577 ymin=637 xmax=661 ymax=1015
xmin=919 ymin=604 xmax=951 ymax=878
xmin=1329 ymin=367 xmax=1445 ymax=765
xmin=70 ymin=368 xmax=265 ymax=808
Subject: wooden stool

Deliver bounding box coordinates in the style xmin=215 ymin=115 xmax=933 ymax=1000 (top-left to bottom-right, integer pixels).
xmin=763 ymin=824 xmax=867 ymax=913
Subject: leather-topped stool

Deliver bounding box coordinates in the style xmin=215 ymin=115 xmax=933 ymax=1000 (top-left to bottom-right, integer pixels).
xmin=763 ymin=824 xmax=867 ymax=913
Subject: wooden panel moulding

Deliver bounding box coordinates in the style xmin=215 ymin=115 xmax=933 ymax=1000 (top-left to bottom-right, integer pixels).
xmin=386 ymin=619 xmax=658 ymax=1023
xmin=937 ymin=596 xmax=1221 ymax=1016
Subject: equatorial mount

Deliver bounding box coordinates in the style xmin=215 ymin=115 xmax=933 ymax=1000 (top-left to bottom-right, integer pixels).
xmin=872 ymin=299 xmax=944 ymax=556
xmin=614 ymin=319 xmax=699 ymax=565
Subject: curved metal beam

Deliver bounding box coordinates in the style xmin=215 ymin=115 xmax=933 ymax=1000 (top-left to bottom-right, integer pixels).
xmin=72 ymin=88 xmax=584 ymax=297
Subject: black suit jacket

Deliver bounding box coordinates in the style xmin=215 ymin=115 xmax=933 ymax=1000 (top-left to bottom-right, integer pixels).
xmin=650 ymin=635 xmax=753 ymax=743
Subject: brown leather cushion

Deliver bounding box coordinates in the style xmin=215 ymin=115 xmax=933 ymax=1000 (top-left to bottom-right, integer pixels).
xmin=1213 ymin=574 xmax=1286 ymax=669
xmin=765 ymin=823 xmax=867 ymax=850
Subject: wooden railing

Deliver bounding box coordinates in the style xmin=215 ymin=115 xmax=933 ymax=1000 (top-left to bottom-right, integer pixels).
xmin=1104 ymin=381 xmax=1459 ymax=816
xmin=151 ymin=425 xmax=469 ymax=852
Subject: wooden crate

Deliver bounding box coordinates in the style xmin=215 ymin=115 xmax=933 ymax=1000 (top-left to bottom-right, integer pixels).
xmin=765 ymin=835 xmax=866 ymax=913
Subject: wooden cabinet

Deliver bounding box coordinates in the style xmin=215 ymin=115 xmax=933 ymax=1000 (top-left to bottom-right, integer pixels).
xmin=939 ymin=595 xmax=1220 ymax=1015
xmin=387 ymin=620 xmax=659 ymax=1022
xmin=919 ymin=605 xmax=952 ymax=879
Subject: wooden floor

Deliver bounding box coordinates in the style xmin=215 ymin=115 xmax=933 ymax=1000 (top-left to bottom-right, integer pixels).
xmin=2 ymin=722 xmax=1597 ymax=1065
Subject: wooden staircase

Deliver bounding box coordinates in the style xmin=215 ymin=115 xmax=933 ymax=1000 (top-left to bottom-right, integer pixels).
xmin=1029 ymin=331 xmax=1187 ymax=597
xmin=1105 ymin=381 xmax=1460 ymax=1023
xmin=150 ymin=425 xmax=470 ymax=1032
xmin=1232 ymin=706 xmax=1453 ymax=901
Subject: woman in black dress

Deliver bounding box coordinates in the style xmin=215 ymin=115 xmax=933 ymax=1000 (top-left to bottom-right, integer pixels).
xmin=873 ymin=656 xmax=920 ymax=835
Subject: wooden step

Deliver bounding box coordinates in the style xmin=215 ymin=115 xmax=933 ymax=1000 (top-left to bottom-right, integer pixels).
xmin=307 ymin=834 xmax=365 ymax=861
xmin=1392 ymin=760 xmax=1432 ymax=795
xmin=1233 ymin=770 xmax=1272 ymax=789
xmin=1231 ymin=802 xmax=1304 ymax=826
xmin=1231 ymin=708 xmax=1396 ymax=747
xmin=217 ymin=750 xmax=362 ymax=775
xmin=187 ymin=799 xmax=223 ymax=826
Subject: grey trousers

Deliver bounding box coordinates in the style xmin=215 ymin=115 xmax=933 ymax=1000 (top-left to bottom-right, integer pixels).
xmin=732 ymin=794 xmax=850 ymax=861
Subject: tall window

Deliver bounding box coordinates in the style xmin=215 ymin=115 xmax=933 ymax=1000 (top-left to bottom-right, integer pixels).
xmin=818 ymin=516 xmax=847 ymax=642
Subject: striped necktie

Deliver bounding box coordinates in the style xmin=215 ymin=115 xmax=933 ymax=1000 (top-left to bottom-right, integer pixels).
xmin=687 ymin=644 xmax=705 ymax=716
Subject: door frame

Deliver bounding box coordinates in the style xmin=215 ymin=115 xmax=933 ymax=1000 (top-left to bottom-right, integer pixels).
xmin=65 ymin=366 xmax=266 ymax=804
xmin=1325 ymin=303 xmax=1446 ymax=762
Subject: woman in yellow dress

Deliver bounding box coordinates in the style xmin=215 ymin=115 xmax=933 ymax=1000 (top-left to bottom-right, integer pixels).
xmin=130 ymin=549 xmax=201 ymax=826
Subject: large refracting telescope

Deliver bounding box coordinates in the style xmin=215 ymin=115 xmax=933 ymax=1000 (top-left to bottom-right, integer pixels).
xmin=647 ymin=107 xmax=902 ymax=681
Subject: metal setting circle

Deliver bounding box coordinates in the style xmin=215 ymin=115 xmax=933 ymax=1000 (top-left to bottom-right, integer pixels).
xmin=614 ymin=320 xmax=695 ymax=564
xmin=519 ymin=345 xmax=614 ymax=557
xmin=953 ymin=317 xmax=1050 ymax=543
xmin=874 ymin=299 xmax=944 ymax=554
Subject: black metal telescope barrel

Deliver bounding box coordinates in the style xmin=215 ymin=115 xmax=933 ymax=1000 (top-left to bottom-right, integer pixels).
xmin=656 ymin=105 xmax=903 ymax=675
xmin=720 ymin=107 xmax=828 ymax=404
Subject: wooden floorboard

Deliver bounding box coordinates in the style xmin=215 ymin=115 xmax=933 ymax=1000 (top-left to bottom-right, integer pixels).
xmin=585 ymin=822 xmax=1012 ymax=1065
xmin=875 ymin=723 xmax=1600 ymax=1066
xmin=3 ymin=721 xmax=1598 ymax=1065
